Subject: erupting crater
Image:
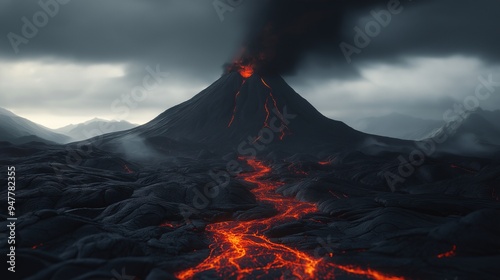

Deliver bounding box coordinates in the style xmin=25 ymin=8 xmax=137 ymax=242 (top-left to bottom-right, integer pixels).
xmin=231 ymin=61 xmax=254 ymax=78
xmin=239 ymin=65 xmax=254 ymax=78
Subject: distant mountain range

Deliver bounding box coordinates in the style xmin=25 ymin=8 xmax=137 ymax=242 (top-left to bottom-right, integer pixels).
xmin=354 ymin=109 xmax=500 ymax=155
xmin=0 ymin=108 xmax=137 ymax=144
xmin=54 ymin=118 xmax=137 ymax=142
xmin=427 ymin=109 xmax=500 ymax=154
xmin=354 ymin=110 xmax=500 ymax=138
xmin=0 ymin=107 xmax=71 ymax=144
xmin=1 ymin=103 xmax=498 ymax=156
xmin=353 ymin=113 xmax=444 ymax=140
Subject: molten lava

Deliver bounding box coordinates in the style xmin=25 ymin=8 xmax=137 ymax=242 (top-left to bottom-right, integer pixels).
xmin=160 ymin=221 xmax=180 ymax=228
xmin=260 ymin=77 xmax=290 ymax=140
xmin=239 ymin=65 xmax=254 ymax=78
xmin=226 ymin=75 xmax=291 ymax=141
xmin=175 ymin=158 xmax=404 ymax=280
xmin=437 ymin=245 xmax=457 ymax=258
xmin=228 ymin=80 xmax=246 ymax=127
xmin=226 ymin=57 xmax=255 ymax=78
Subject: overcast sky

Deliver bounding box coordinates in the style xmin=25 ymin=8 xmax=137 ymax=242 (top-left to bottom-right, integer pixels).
xmin=1 ymin=0 xmax=499 ymax=129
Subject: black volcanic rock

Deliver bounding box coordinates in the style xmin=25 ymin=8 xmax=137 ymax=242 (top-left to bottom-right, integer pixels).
xmin=2 ymin=72 xmax=500 ymax=280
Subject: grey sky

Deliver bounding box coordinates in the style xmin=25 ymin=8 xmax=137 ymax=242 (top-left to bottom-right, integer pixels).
xmin=0 ymin=0 xmax=499 ymax=128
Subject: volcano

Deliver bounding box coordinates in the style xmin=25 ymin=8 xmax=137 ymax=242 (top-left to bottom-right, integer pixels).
xmin=96 ymin=69 xmax=407 ymax=159
xmin=5 ymin=65 xmax=500 ymax=280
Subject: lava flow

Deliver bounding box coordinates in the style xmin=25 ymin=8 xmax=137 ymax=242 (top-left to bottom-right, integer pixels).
xmin=226 ymin=67 xmax=291 ymax=141
xmin=228 ymin=80 xmax=246 ymax=127
xmin=260 ymin=77 xmax=290 ymax=140
xmin=437 ymin=245 xmax=457 ymax=258
xmin=175 ymin=158 xmax=404 ymax=280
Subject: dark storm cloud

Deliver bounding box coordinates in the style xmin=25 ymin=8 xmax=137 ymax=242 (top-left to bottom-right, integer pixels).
xmin=237 ymin=0 xmax=401 ymax=74
xmin=0 ymin=0 xmax=261 ymax=81
xmin=231 ymin=0 xmax=500 ymax=78
xmin=1 ymin=0 xmax=498 ymax=79
xmin=347 ymin=0 xmax=500 ymax=67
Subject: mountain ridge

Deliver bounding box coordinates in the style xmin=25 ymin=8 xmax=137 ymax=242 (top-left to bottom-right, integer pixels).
xmin=0 ymin=107 xmax=71 ymax=144
xmin=55 ymin=118 xmax=137 ymax=142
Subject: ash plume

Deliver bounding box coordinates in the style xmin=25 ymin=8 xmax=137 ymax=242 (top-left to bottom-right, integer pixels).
xmin=233 ymin=0 xmax=427 ymax=74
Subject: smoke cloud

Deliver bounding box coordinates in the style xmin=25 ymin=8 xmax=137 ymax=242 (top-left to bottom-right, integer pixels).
xmin=236 ymin=0 xmax=424 ymax=74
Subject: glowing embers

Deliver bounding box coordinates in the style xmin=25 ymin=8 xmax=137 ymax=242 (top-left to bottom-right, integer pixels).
xmin=437 ymin=245 xmax=457 ymax=258
xmin=31 ymin=243 xmax=43 ymax=250
xmin=160 ymin=221 xmax=182 ymax=229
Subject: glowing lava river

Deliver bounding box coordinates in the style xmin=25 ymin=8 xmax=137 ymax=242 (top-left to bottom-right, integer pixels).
xmin=176 ymin=158 xmax=404 ymax=280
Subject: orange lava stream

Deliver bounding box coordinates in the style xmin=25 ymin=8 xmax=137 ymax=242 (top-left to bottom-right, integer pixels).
xmin=228 ymin=80 xmax=246 ymax=127
xmin=227 ymin=76 xmax=290 ymax=141
xmin=175 ymin=158 xmax=404 ymax=280
xmin=259 ymin=78 xmax=290 ymax=140
xmin=437 ymin=245 xmax=457 ymax=258
xmin=263 ymin=96 xmax=271 ymax=127
xmin=261 ymin=77 xmax=271 ymax=89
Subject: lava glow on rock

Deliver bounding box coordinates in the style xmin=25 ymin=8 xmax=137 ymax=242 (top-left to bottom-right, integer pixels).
xmin=227 ymin=75 xmax=290 ymax=140
xmin=437 ymin=245 xmax=457 ymax=258
xmin=239 ymin=65 xmax=254 ymax=78
xmin=227 ymin=80 xmax=246 ymax=127
xmin=260 ymin=77 xmax=289 ymax=140
xmin=225 ymin=59 xmax=254 ymax=78
xmin=175 ymin=158 xmax=404 ymax=280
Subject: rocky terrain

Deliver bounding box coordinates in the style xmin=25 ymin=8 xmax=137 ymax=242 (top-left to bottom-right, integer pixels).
xmin=1 ymin=71 xmax=499 ymax=280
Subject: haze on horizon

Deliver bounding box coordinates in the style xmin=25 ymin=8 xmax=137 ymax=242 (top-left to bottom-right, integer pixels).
xmin=1 ymin=0 xmax=499 ymax=129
